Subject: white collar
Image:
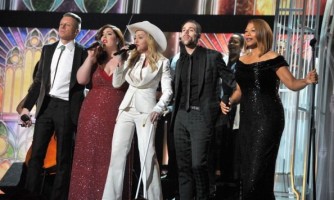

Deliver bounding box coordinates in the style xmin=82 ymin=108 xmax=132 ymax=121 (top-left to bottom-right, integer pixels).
xmin=57 ymin=40 xmax=75 ymax=52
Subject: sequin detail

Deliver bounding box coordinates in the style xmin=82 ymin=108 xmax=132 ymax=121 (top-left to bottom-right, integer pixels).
xmin=236 ymin=56 xmax=287 ymax=200
xmin=68 ymin=68 xmax=130 ymax=200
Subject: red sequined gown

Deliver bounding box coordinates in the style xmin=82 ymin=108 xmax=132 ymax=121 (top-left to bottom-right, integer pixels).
xmin=69 ymin=67 xmax=131 ymax=200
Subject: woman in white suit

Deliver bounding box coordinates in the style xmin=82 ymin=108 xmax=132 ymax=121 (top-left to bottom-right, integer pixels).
xmin=102 ymin=21 xmax=173 ymax=200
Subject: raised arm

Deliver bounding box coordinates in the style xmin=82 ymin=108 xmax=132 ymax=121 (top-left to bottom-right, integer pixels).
xmin=276 ymin=67 xmax=318 ymax=91
xmin=77 ymin=49 xmax=98 ymax=85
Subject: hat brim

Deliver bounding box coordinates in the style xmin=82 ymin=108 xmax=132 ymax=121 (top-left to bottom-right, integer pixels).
xmin=127 ymin=21 xmax=167 ymax=52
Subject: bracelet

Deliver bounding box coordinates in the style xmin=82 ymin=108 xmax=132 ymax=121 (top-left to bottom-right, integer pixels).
xmin=228 ymin=98 xmax=233 ymax=106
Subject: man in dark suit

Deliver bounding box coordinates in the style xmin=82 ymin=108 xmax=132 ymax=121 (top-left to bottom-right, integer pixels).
xmin=20 ymin=12 xmax=87 ymax=200
xmin=171 ymin=20 xmax=235 ymax=200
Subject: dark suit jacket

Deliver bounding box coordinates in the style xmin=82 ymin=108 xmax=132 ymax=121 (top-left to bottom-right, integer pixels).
xmin=23 ymin=41 xmax=87 ymax=125
xmin=171 ymin=46 xmax=235 ymax=129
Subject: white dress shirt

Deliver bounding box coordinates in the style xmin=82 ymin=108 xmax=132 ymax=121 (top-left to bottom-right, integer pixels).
xmin=49 ymin=41 xmax=75 ymax=100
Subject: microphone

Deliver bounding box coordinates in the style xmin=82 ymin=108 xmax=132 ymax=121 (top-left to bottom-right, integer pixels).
xmin=113 ymin=44 xmax=136 ymax=56
xmin=221 ymin=95 xmax=231 ymax=115
xmin=19 ymin=114 xmax=32 ymax=127
xmin=222 ymin=95 xmax=229 ymax=103
xmin=21 ymin=114 xmax=31 ymax=122
xmin=86 ymin=41 xmax=103 ymax=50
xmin=309 ymin=38 xmax=317 ymax=48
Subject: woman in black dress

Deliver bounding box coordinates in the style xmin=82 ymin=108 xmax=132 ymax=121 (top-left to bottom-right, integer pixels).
xmin=220 ymin=19 xmax=318 ymax=200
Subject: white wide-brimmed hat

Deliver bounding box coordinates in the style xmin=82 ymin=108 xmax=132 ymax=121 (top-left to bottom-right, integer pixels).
xmin=127 ymin=21 xmax=167 ymax=52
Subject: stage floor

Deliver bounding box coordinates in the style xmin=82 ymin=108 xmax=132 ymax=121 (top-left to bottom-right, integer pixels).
xmin=0 ymin=172 xmax=299 ymax=200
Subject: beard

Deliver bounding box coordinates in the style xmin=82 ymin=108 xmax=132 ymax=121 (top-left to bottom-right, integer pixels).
xmin=181 ymin=38 xmax=198 ymax=48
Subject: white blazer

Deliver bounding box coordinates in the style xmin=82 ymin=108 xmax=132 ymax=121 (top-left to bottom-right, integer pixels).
xmin=113 ymin=53 xmax=173 ymax=114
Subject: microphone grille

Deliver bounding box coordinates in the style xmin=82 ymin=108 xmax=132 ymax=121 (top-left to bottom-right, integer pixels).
xmin=128 ymin=44 xmax=136 ymax=50
xmin=21 ymin=114 xmax=30 ymax=122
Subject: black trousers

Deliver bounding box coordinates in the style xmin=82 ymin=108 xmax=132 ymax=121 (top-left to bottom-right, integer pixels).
xmin=25 ymin=97 xmax=75 ymax=200
xmin=174 ymin=109 xmax=212 ymax=200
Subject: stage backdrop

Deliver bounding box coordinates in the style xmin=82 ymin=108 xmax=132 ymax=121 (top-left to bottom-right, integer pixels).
xmin=0 ymin=0 xmax=327 ymax=181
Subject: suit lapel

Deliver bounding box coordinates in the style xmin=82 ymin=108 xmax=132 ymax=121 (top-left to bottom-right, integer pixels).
xmin=138 ymin=60 xmax=162 ymax=86
xmin=175 ymin=57 xmax=184 ymax=99
xmin=197 ymin=47 xmax=206 ymax=97
xmin=45 ymin=42 xmax=58 ymax=87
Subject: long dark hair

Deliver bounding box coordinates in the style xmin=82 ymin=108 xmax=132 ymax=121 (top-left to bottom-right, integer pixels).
xmin=95 ymin=24 xmax=126 ymax=64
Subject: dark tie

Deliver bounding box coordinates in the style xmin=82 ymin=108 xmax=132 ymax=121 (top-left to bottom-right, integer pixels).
xmin=51 ymin=45 xmax=65 ymax=89
xmin=185 ymin=56 xmax=192 ymax=111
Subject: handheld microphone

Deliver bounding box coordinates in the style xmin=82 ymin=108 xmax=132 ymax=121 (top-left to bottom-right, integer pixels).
xmin=19 ymin=114 xmax=32 ymax=127
xmin=86 ymin=41 xmax=103 ymax=50
xmin=221 ymin=96 xmax=230 ymax=115
xmin=309 ymin=38 xmax=317 ymax=48
xmin=21 ymin=114 xmax=31 ymax=122
xmin=221 ymin=96 xmax=230 ymax=105
xmin=113 ymin=44 xmax=136 ymax=56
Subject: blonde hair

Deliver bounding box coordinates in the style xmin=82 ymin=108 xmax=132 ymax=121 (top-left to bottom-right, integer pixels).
xmin=247 ymin=19 xmax=273 ymax=56
xmin=63 ymin=12 xmax=81 ymax=31
xmin=127 ymin=32 xmax=162 ymax=71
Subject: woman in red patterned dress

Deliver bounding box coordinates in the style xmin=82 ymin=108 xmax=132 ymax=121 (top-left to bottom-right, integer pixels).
xmin=68 ymin=24 xmax=131 ymax=200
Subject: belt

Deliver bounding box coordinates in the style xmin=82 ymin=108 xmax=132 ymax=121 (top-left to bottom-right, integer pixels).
xmin=190 ymin=106 xmax=200 ymax=111
xmin=48 ymin=96 xmax=68 ymax=103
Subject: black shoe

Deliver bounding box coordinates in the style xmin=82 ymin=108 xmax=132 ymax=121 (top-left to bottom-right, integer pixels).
xmin=209 ymin=192 xmax=217 ymax=200
xmin=166 ymin=194 xmax=180 ymax=200
xmin=133 ymin=197 xmax=147 ymax=200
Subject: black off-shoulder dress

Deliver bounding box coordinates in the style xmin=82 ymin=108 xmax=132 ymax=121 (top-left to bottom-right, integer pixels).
xmin=236 ymin=55 xmax=288 ymax=200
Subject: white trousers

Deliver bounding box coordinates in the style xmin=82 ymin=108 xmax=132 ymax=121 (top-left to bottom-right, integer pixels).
xmin=102 ymin=108 xmax=162 ymax=200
